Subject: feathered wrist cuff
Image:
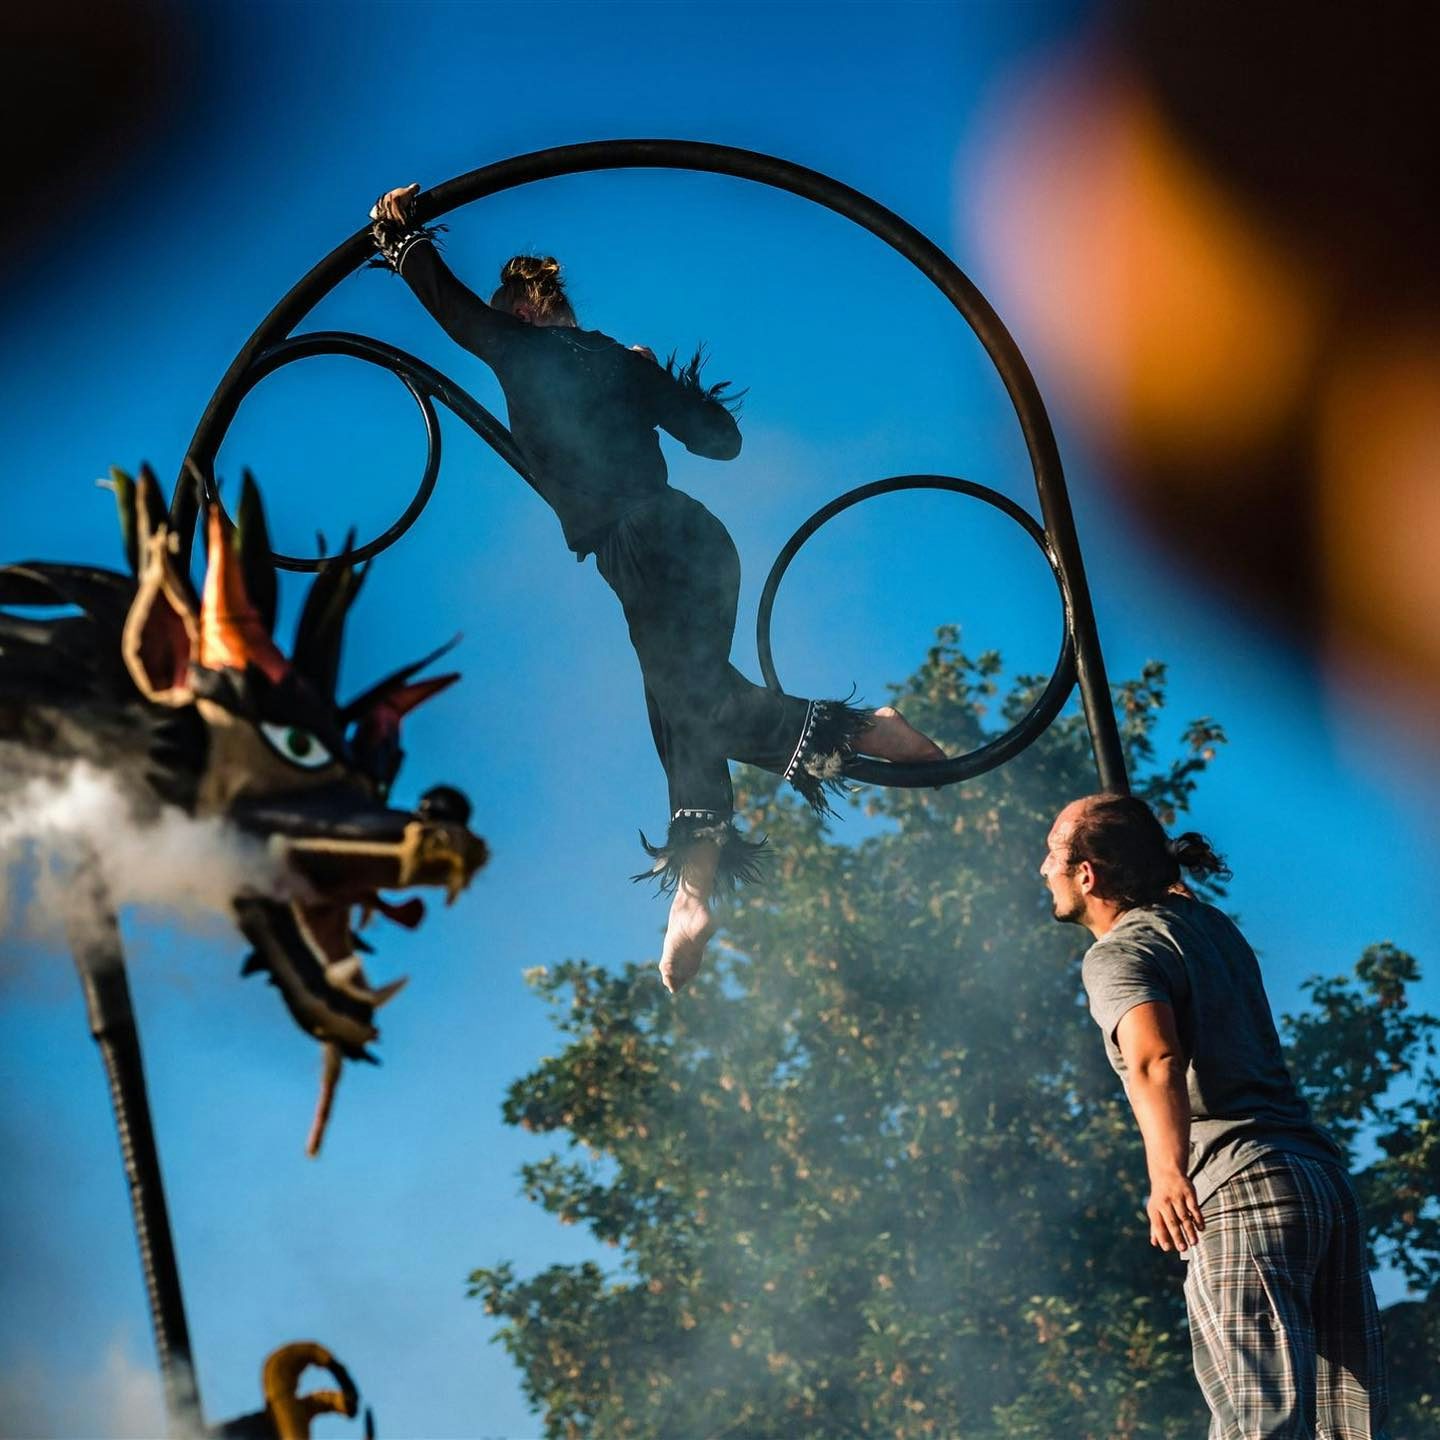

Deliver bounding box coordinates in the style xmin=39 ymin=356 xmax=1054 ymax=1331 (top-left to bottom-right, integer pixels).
xmin=368 ymin=195 xmax=446 ymax=273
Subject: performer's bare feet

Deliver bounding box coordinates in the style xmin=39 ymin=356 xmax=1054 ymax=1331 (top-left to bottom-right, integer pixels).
xmin=659 ymin=840 xmax=720 ymax=994
xmin=857 ymin=705 xmax=946 ymax=764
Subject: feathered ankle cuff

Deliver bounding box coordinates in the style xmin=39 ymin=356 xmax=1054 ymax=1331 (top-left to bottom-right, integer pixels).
xmin=632 ymin=809 xmax=769 ymax=895
xmin=784 ymin=698 xmax=872 ymax=816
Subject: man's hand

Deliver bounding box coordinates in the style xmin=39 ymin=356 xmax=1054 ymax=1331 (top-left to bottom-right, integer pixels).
xmin=1147 ymin=1170 xmax=1205 ymax=1252
xmin=372 ymin=183 xmax=420 ymax=225
xmin=629 ymin=344 xmax=657 ymax=362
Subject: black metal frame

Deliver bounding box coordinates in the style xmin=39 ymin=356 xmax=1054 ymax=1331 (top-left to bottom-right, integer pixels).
xmin=84 ymin=138 xmax=1128 ymax=1437
xmin=174 ymin=138 xmax=1129 ymax=794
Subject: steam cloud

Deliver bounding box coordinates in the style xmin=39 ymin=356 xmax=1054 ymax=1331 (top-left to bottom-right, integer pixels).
xmin=0 ymin=754 xmax=289 ymax=951
xmin=0 ymin=1333 xmax=165 ymax=1439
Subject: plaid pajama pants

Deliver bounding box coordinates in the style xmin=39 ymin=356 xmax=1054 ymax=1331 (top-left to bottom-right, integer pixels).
xmin=1183 ymin=1152 xmax=1390 ymax=1439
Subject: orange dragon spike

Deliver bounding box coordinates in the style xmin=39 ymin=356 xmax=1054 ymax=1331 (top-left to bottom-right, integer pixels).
xmin=198 ymin=504 xmax=290 ymax=681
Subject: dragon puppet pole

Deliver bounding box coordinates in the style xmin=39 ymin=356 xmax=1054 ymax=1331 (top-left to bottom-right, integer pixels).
xmin=67 ymin=857 xmax=204 ymax=1438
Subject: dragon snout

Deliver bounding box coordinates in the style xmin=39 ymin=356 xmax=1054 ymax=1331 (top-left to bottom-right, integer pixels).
xmin=236 ymin=784 xmax=487 ymax=900
xmin=403 ymin=810 xmax=489 ymax=902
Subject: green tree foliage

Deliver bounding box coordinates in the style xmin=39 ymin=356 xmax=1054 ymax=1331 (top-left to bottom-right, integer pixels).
xmin=471 ymin=634 xmax=1440 ymax=1438
xmin=1281 ymin=946 xmax=1440 ymax=1430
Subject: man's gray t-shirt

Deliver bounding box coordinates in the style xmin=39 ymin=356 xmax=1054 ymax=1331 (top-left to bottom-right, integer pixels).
xmin=1082 ymin=898 xmax=1343 ymax=1207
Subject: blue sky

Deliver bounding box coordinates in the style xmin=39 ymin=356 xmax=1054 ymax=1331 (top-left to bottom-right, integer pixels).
xmin=2 ymin=4 xmax=1436 ymax=1436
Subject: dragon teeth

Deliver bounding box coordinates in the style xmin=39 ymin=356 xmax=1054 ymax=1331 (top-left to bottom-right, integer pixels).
xmin=371 ymin=976 xmax=409 ymax=1008
xmin=326 ymin=956 xmax=367 ymax=988
xmin=325 ymin=956 xmax=407 ymax=1009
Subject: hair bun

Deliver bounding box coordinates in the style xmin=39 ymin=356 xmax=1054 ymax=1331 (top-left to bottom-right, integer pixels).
xmin=501 ymin=254 xmax=562 ymax=294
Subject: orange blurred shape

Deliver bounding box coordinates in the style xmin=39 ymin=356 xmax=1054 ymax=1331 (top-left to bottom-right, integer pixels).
xmin=1320 ymin=337 xmax=1440 ymax=685
xmin=974 ymin=54 xmax=1326 ymax=472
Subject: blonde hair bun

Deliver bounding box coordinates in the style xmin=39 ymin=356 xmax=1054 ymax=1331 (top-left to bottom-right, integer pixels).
xmin=500 ymin=254 xmax=562 ymax=294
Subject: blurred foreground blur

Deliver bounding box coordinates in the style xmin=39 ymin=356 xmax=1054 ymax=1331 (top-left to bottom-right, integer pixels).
xmin=972 ymin=1 xmax=1440 ymax=748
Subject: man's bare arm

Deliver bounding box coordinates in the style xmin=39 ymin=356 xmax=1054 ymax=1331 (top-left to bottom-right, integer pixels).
xmin=1115 ymin=1001 xmax=1206 ymax=1252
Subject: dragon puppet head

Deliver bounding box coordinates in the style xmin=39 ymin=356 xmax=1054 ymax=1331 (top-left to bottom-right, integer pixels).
xmin=0 ymin=465 xmax=488 ymax=1152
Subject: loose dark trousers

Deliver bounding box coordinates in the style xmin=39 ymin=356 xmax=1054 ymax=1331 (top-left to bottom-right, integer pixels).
xmin=594 ymin=488 xmax=813 ymax=824
xmin=1184 ymin=1153 xmax=1390 ymax=1439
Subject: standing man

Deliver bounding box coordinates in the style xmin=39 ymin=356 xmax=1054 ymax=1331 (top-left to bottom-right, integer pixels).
xmin=1041 ymin=793 xmax=1389 ymax=1438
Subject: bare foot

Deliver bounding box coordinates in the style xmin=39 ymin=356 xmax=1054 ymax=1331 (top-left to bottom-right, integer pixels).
xmin=856 ymin=705 xmax=946 ymax=764
xmin=659 ymin=884 xmax=718 ymax=994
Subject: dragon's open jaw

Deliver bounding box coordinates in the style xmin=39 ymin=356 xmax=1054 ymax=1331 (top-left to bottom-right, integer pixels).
xmin=300 ymin=889 xmax=417 ymax=1008
xmin=233 ymin=816 xmax=487 ymax=1153
xmin=234 ymin=893 xmax=416 ymax=1058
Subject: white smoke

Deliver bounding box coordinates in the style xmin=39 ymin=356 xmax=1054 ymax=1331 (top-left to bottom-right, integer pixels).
xmin=0 ymin=1333 xmax=165 ymax=1439
xmin=0 ymin=759 xmax=289 ymax=950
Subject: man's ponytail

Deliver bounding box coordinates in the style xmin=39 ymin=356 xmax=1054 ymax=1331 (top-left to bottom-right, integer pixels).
xmin=1167 ymin=831 xmax=1231 ymax=883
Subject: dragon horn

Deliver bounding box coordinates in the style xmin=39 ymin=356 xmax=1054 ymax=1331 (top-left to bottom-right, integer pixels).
xmin=198 ymin=505 xmax=290 ymax=681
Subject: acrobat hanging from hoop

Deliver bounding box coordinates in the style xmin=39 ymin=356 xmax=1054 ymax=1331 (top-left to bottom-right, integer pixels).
xmin=369 ymin=184 xmax=944 ymax=992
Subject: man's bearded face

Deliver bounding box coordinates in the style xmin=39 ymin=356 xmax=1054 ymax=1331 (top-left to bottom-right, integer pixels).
xmin=1041 ymin=812 xmax=1088 ymax=925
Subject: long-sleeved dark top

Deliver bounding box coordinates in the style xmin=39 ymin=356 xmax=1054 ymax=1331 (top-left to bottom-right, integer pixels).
xmin=396 ymin=240 xmax=742 ymax=556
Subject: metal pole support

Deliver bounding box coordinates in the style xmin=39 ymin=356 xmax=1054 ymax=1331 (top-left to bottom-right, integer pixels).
xmin=67 ymin=863 xmax=204 ymax=1439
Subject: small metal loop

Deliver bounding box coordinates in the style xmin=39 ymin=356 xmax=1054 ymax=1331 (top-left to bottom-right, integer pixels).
xmin=270 ymin=371 xmax=439 ymax=573
xmin=274 ymin=375 xmax=439 ymax=573
xmin=756 ymin=476 xmax=1077 ymax=789
xmin=204 ymin=331 xmax=526 ymax=572
xmin=201 ymin=336 xmax=441 ymax=572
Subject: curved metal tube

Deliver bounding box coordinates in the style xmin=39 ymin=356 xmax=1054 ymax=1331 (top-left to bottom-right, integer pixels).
xmin=206 ymin=331 xmax=530 ymax=571
xmin=756 ymin=475 xmax=1077 ymax=788
xmin=175 ymin=139 xmax=1126 ymax=791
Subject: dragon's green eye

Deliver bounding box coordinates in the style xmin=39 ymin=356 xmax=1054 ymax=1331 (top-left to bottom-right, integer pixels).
xmin=259 ymin=721 xmax=334 ymax=770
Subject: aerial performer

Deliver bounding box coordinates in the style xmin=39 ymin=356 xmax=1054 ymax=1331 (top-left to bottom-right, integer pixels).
xmin=369 ymin=184 xmax=944 ymax=993
xmin=1042 ymin=794 xmax=1390 ymax=1438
